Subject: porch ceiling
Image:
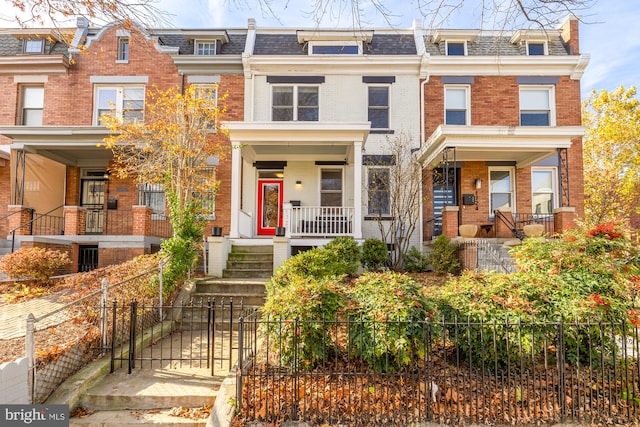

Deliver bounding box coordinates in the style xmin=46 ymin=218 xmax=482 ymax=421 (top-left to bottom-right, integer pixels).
xmin=0 ymin=126 xmax=113 ymax=166
xmin=417 ymin=125 xmax=585 ymax=168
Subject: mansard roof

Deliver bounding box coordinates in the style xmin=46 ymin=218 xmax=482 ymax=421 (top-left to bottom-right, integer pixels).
xmin=0 ymin=34 xmax=69 ymax=56
xmin=157 ymin=31 xmax=247 ymax=55
xmin=253 ymin=32 xmax=416 ymax=55
xmin=423 ymin=34 xmax=570 ymax=56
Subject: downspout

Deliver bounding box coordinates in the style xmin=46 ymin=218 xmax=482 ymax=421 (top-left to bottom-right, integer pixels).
xmin=179 ymin=73 xmax=184 ymax=94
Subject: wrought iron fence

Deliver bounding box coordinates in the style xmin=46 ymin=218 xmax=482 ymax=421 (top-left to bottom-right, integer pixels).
xmin=236 ymin=315 xmax=640 ymax=426
xmin=150 ymin=214 xmax=173 ymax=238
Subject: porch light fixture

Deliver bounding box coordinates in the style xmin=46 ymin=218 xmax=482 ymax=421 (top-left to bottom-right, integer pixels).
xmin=474 ymin=178 xmax=481 ymax=189
xmin=296 ymin=180 xmax=302 ymax=187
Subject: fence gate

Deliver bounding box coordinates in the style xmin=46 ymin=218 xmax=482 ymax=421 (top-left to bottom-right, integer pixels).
xmin=107 ymin=299 xmax=238 ymax=375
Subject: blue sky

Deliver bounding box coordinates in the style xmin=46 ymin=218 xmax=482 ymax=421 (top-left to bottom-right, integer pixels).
xmin=159 ymin=0 xmax=639 ymax=99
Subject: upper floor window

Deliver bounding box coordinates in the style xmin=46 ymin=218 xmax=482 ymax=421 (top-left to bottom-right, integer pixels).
xmin=519 ymin=86 xmax=554 ymax=126
xmin=195 ymin=40 xmax=216 ymax=55
xmin=23 ymin=39 xmax=44 ymax=53
xmin=367 ymin=167 xmax=390 ymax=215
xmin=446 ymin=41 xmax=466 ymax=56
xmin=117 ymin=37 xmax=129 ymax=62
xmin=527 ymin=41 xmax=547 ymax=56
xmin=445 ymin=86 xmax=469 ymax=125
xmin=138 ymin=183 xmax=165 ymax=216
xmin=489 ymin=168 xmax=514 ymax=214
xmin=95 ymin=86 xmax=145 ymax=125
xmin=368 ymin=86 xmax=389 ymax=129
xmin=272 ymin=85 xmax=319 ymax=121
xmin=320 ymin=168 xmax=343 ymax=207
xmin=20 ymin=85 xmax=44 ymax=126
xmin=531 ymin=168 xmax=556 ymax=214
xmin=309 ymin=42 xmax=360 ymax=55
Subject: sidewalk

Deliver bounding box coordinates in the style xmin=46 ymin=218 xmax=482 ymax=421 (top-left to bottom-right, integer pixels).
xmin=0 ymin=293 xmax=68 ymax=339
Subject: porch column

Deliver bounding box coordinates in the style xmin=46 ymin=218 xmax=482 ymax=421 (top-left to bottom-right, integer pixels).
xmin=441 ymin=206 xmax=459 ymax=238
xmin=353 ymin=140 xmax=363 ymax=239
xmin=553 ymin=207 xmax=576 ymax=234
xmin=64 ymin=206 xmax=86 ymax=236
xmin=7 ymin=205 xmax=34 ymax=236
xmin=230 ymin=144 xmax=242 ymax=238
xmin=132 ymin=205 xmax=152 ymax=236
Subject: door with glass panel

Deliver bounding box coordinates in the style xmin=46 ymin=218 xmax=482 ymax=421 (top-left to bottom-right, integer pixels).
xmin=257 ymin=179 xmax=283 ymax=235
xmin=81 ymin=177 xmax=106 ymax=234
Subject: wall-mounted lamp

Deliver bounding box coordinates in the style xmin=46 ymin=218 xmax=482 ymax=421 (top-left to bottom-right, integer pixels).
xmin=295 ymin=180 xmax=302 ymax=187
xmin=474 ymin=178 xmax=482 ymax=190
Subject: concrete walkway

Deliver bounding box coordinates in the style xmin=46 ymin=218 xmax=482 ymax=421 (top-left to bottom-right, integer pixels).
xmin=0 ymin=293 xmax=68 ymax=339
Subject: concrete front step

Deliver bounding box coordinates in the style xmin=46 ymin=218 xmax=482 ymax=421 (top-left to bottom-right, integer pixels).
xmin=227 ymin=252 xmax=273 ymax=262
xmin=222 ymin=269 xmax=272 ymax=279
xmin=226 ymin=260 xmax=273 ymax=270
xmin=195 ymin=279 xmax=266 ymax=295
xmin=70 ymin=408 xmax=208 ymax=426
xmin=229 ymin=244 xmax=273 ymax=254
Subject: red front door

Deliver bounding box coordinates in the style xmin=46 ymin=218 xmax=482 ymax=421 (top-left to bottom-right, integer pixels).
xmin=257 ymin=179 xmax=283 ymax=235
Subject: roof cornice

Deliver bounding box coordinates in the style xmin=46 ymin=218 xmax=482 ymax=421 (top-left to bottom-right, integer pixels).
xmin=244 ymin=55 xmax=424 ymax=75
xmin=0 ymin=54 xmax=70 ymax=74
xmin=172 ymin=54 xmax=244 ymax=74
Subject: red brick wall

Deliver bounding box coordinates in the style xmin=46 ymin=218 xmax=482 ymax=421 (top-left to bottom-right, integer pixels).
xmin=0 ymin=157 xmax=10 ymax=237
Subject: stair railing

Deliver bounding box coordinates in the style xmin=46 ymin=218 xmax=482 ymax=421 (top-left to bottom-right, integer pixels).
xmin=494 ymin=210 xmax=525 ymax=240
xmin=477 ymin=239 xmax=516 ymax=274
xmin=10 ymin=205 xmax=65 ymax=252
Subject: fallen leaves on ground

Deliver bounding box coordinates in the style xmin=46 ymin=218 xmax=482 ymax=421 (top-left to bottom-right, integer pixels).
xmin=169 ymin=405 xmax=211 ymax=419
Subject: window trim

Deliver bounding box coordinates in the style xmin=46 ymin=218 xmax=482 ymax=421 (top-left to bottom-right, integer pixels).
xmin=444 ymin=85 xmax=470 ymax=126
xmin=271 ymin=84 xmax=319 ymax=122
xmin=367 ymin=85 xmax=390 ymax=130
xmin=94 ymin=85 xmax=145 ymax=125
xmin=195 ymin=39 xmax=217 ymax=56
xmin=519 ymin=85 xmax=556 ymax=126
xmin=117 ymin=37 xmax=129 ymax=63
xmin=319 ymin=167 xmax=344 ymax=207
xmin=366 ymin=166 xmax=391 ymax=217
xmin=23 ymin=39 xmax=44 ymax=54
xmin=526 ymin=41 xmax=548 ymax=56
xmin=19 ymin=85 xmax=44 ymax=126
xmin=445 ymin=40 xmax=467 ymax=56
xmin=309 ymin=41 xmax=362 ymax=55
xmin=531 ymin=167 xmax=557 ymax=215
xmin=488 ymin=166 xmax=516 ymax=216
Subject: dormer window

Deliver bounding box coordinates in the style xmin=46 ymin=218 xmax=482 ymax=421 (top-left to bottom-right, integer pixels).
xmin=195 ymin=40 xmax=217 ymax=56
xmin=527 ymin=41 xmax=547 ymax=56
xmin=309 ymin=42 xmax=360 ymax=55
xmin=23 ymin=39 xmax=44 ymax=54
xmin=117 ymin=37 xmax=129 ymax=62
xmin=446 ymin=41 xmax=466 ymax=56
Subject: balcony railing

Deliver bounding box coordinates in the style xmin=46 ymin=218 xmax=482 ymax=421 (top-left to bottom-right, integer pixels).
xmin=285 ymin=206 xmax=354 ymax=237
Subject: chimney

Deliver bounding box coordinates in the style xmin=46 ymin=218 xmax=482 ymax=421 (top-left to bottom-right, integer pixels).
xmin=560 ymin=15 xmax=579 ymax=55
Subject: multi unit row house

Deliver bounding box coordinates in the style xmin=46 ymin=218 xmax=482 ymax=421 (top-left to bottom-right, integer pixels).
xmin=0 ymin=16 xmax=588 ymax=273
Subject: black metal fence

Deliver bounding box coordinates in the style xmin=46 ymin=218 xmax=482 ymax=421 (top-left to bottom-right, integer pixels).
xmin=236 ymin=315 xmax=640 ymax=426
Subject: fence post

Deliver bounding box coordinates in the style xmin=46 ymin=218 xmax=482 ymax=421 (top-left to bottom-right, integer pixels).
xmin=236 ymin=315 xmax=244 ymax=412
xmin=203 ymin=237 xmax=208 ymax=276
xmin=293 ymin=317 xmax=299 ymax=420
xmin=158 ymin=260 xmax=163 ymax=320
xmin=101 ymin=278 xmax=108 ymax=349
xmin=26 ymin=313 xmax=35 ymax=404
xmin=556 ymin=318 xmax=566 ymax=421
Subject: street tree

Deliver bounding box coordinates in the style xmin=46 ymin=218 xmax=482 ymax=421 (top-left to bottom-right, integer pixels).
xmin=102 ymin=84 xmax=229 ymax=284
xmin=366 ymin=132 xmax=423 ymax=270
xmin=582 ymin=86 xmax=640 ymax=225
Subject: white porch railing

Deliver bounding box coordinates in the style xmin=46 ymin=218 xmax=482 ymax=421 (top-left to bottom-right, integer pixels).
xmin=284 ymin=205 xmax=354 ymax=237
xmin=238 ymin=210 xmax=253 ymax=238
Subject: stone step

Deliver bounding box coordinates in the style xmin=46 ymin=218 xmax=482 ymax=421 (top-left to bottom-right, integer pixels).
xmin=230 ymin=245 xmax=273 ymax=254
xmin=195 ymin=279 xmax=266 ymax=295
xmin=226 ymin=260 xmax=273 ymax=270
xmin=227 ymin=252 xmax=273 ymax=262
xmin=0 ymin=239 xmax=12 ymax=249
xmin=222 ymin=268 xmax=272 ymax=279
xmin=70 ymin=408 xmax=208 ymax=426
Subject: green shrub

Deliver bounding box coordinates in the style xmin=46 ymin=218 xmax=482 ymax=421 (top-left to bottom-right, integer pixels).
xmin=323 ymin=237 xmax=361 ymax=275
xmin=403 ymin=246 xmax=430 ymax=272
xmin=261 ymin=274 xmax=346 ymax=368
xmin=347 ymin=271 xmax=435 ymax=371
xmin=361 ymin=238 xmax=388 ymax=270
xmin=0 ymin=247 xmax=71 ymax=285
xmin=429 ymin=235 xmax=461 ymax=275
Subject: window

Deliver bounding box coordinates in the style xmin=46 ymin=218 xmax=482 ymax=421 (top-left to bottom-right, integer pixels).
xmin=200 ymin=166 xmax=217 ymax=218
xmin=193 ymin=84 xmax=218 ymax=127
xmin=23 ymin=39 xmax=44 ymax=53
xmin=527 ymin=42 xmax=547 ymax=56
xmin=320 ymin=169 xmax=343 ymax=206
xmin=368 ymin=86 xmax=389 ymax=129
xmin=489 ymin=168 xmax=514 ymax=214
xmin=138 ymin=183 xmax=165 ymax=216
xmin=446 ymin=41 xmax=466 ymax=56
xmin=95 ymin=86 xmax=145 ymax=124
xmin=117 ymin=37 xmax=129 ymax=61
xmin=20 ymin=86 xmax=44 ymax=125
xmin=368 ymin=167 xmax=390 ymax=215
xmin=310 ymin=44 xmax=360 ymax=55
xmin=195 ymin=40 xmax=216 ymax=55
xmin=531 ymin=168 xmax=556 ymax=214
xmin=519 ymin=87 xmax=554 ymax=126
xmin=445 ymin=86 xmax=469 ymax=125
xmin=272 ymin=86 xmax=319 ymax=121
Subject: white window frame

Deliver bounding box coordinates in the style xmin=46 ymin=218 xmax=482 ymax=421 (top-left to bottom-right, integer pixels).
xmin=193 ymin=84 xmax=218 ymax=128
xmin=519 ymin=85 xmax=556 ymax=126
xmin=271 ymin=85 xmax=319 ymax=122
xmin=367 ymin=85 xmax=390 ymax=130
xmin=489 ymin=167 xmax=516 ymax=216
xmin=195 ymin=40 xmax=217 ymax=56
xmin=94 ymin=85 xmax=145 ymax=125
xmin=526 ymin=41 xmax=548 ymax=56
xmin=23 ymin=39 xmax=44 ymax=54
xmin=117 ymin=37 xmax=129 ymax=62
xmin=367 ymin=166 xmax=391 ymax=216
xmin=309 ymin=41 xmax=362 ymax=55
xmin=201 ymin=166 xmax=217 ymax=219
xmin=319 ymin=167 xmax=344 ymax=207
xmin=444 ymin=85 xmax=470 ymax=126
xmin=19 ymin=85 xmax=44 ymax=126
xmin=445 ymin=40 xmax=467 ymax=56
xmin=531 ymin=167 xmax=557 ymax=215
